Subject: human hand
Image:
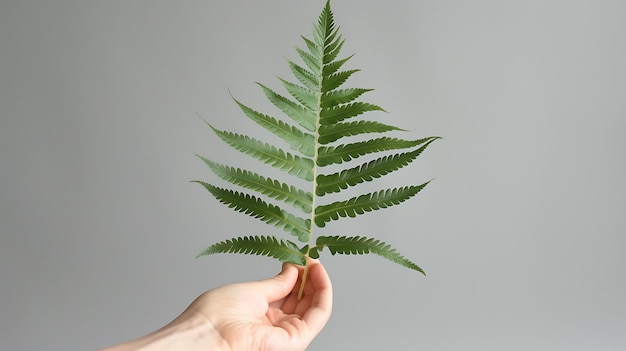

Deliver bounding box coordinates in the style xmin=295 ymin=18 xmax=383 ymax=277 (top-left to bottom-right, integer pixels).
xmin=184 ymin=260 xmax=332 ymax=351
xmin=99 ymin=260 xmax=332 ymax=351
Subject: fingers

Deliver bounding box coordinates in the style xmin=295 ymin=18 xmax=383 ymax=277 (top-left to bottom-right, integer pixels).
xmin=257 ymin=260 xmax=332 ymax=331
xmin=253 ymin=263 xmax=300 ymax=303
xmin=301 ymin=261 xmax=333 ymax=334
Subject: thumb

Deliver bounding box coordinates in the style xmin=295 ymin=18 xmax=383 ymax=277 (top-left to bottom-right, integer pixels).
xmin=253 ymin=263 xmax=299 ymax=302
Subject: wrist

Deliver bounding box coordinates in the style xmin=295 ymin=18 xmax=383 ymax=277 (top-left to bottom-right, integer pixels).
xmin=99 ymin=315 xmax=230 ymax=351
xmin=158 ymin=314 xmax=230 ymax=351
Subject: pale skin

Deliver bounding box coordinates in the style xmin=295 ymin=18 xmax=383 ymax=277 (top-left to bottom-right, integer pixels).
xmin=99 ymin=260 xmax=332 ymax=351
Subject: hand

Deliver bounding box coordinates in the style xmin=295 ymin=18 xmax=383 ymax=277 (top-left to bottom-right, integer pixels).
xmin=99 ymin=260 xmax=332 ymax=351
xmin=189 ymin=260 xmax=332 ymax=350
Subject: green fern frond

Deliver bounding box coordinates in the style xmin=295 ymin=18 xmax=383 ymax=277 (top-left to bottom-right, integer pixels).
xmin=316 ymin=136 xmax=435 ymax=166
xmin=196 ymin=0 xmax=439 ymax=293
xmin=294 ymin=46 xmax=321 ymax=73
xmin=197 ymin=235 xmax=307 ymax=265
xmin=209 ymin=125 xmax=314 ymax=181
xmin=319 ymin=102 xmax=385 ymax=125
xmin=232 ymin=97 xmax=315 ymax=157
xmin=300 ymin=36 xmax=320 ymax=58
xmin=278 ymin=78 xmax=318 ymax=111
xmin=320 ymin=88 xmax=372 ymax=107
xmin=310 ymin=235 xmax=425 ymax=274
xmin=322 ymin=54 xmax=354 ymax=76
xmin=314 ymin=183 xmax=430 ymax=227
xmin=317 ymin=120 xmax=405 ymax=144
xmin=314 ymin=3 xmax=336 ymax=45
xmin=322 ymin=35 xmax=344 ymax=63
xmin=322 ymin=69 xmax=359 ymax=92
xmin=194 ymin=182 xmax=310 ymax=242
xmin=316 ymin=138 xmax=440 ymax=195
xmin=195 ymin=156 xmax=313 ymax=213
xmin=258 ymin=83 xmax=316 ymax=131
xmin=287 ymin=61 xmax=319 ymax=91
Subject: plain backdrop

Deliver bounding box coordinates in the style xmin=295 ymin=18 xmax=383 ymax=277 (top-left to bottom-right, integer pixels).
xmin=1 ymin=0 xmax=625 ymax=350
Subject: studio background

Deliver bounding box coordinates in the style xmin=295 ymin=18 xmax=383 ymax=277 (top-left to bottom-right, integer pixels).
xmin=1 ymin=1 xmax=625 ymax=350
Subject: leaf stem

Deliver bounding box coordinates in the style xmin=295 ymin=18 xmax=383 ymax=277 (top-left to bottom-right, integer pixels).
xmin=297 ymin=262 xmax=310 ymax=300
xmin=298 ymin=3 xmax=329 ymax=300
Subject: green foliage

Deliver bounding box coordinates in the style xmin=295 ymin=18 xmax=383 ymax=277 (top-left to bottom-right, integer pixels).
xmin=195 ymin=1 xmax=439 ymax=280
xmin=197 ymin=236 xmax=307 ymax=266
xmin=310 ymin=236 xmax=425 ymax=274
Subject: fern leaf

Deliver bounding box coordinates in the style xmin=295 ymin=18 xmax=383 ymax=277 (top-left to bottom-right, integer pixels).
xmin=322 ymin=69 xmax=359 ymax=92
xmin=318 ymin=120 xmax=405 ymax=144
xmin=196 ymin=1 xmax=437 ymax=290
xmin=317 ymin=136 xmax=435 ymax=166
xmin=300 ymin=35 xmax=321 ymax=59
xmin=195 ymin=156 xmax=313 ymax=213
xmin=257 ymin=83 xmax=316 ymax=131
xmin=320 ymin=102 xmax=385 ymax=125
xmin=197 ymin=235 xmax=307 ymax=265
xmin=278 ymin=78 xmax=318 ymax=111
xmin=321 ymin=88 xmax=372 ymax=108
xmin=323 ymin=35 xmax=344 ymax=64
xmin=295 ymin=46 xmax=321 ymax=73
xmin=287 ymin=60 xmax=319 ymax=91
xmin=316 ymin=138 xmax=439 ymax=195
xmin=314 ymin=184 xmax=430 ymax=227
xmin=311 ymin=235 xmax=425 ymax=274
xmin=196 ymin=182 xmax=310 ymax=242
xmin=233 ymin=98 xmax=315 ymax=157
xmin=322 ymin=54 xmax=355 ymax=77
xmin=210 ymin=126 xmax=314 ymax=181
xmin=313 ymin=2 xmax=335 ymax=46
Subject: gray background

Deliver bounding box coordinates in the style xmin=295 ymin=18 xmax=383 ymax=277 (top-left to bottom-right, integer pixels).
xmin=1 ymin=0 xmax=625 ymax=350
